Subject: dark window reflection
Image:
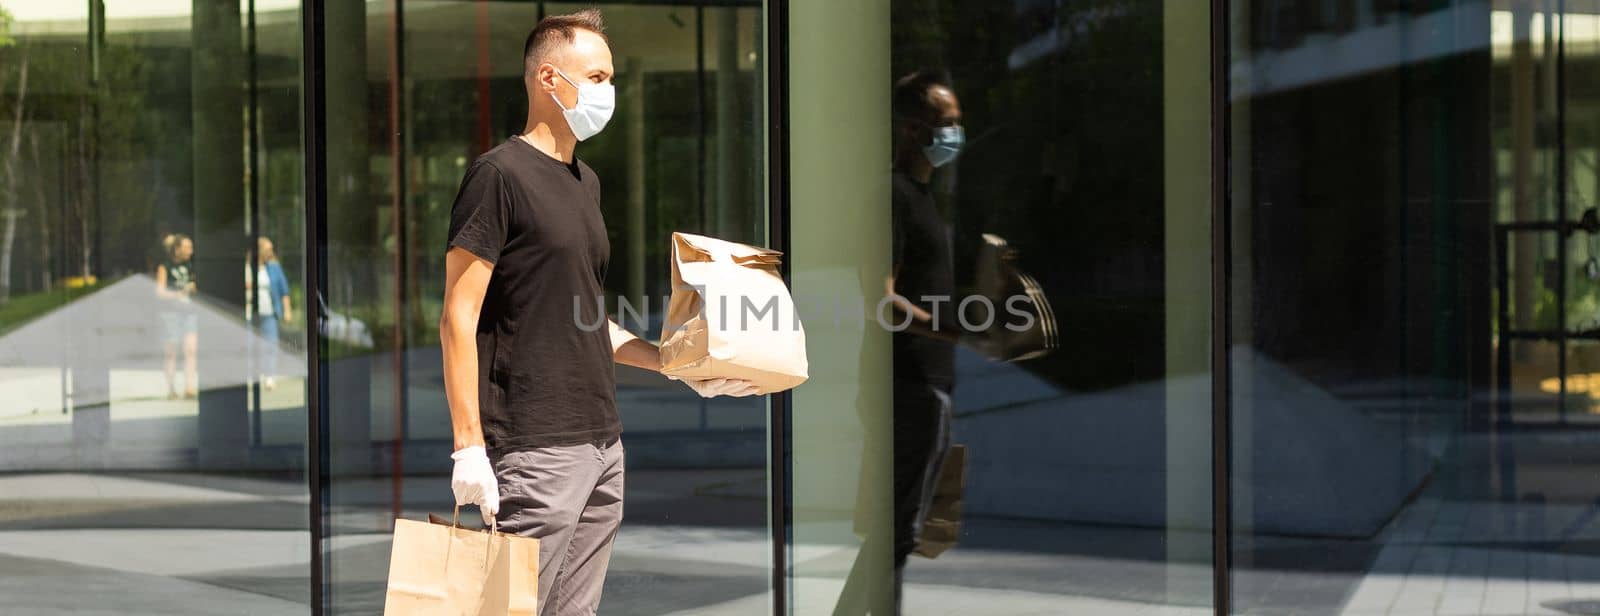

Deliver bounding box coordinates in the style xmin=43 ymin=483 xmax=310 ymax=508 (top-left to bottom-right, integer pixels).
xmin=836 ymin=1 xmax=1214 ymax=613
xmin=1231 ymin=2 xmax=1600 ymax=614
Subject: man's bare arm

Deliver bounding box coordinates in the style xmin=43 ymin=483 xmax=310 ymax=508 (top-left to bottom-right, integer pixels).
xmin=609 ymin=319 xmax=663 ymax=372
xmin=613 ymin=318 xmax=759 ymax=397
xmin=886 ymin=267 xmax=959 ymax=343
xmin=442 ymin=247 xmax=494 ymax=450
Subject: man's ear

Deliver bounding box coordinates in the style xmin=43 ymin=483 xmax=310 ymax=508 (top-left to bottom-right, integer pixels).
xmin=535 ymin=62 xmax=559 ymax=93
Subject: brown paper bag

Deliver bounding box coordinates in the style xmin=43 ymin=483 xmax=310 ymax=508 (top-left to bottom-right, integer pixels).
xmin=914 ymin=444 xmax=967 ymax=559
xmin=383 ymin=512 xmax=539 ymax=615
xmin=970 ymin=234 xmax=1057 ymax=362
xmin=659 ymin=232 xmax=808 ymax=393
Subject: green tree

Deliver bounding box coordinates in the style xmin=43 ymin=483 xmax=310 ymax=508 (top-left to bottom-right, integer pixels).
xmin=0 ymin=5 xmax=156 ymax=303
xmin=0 ymin=3 xmax=26 ymax=303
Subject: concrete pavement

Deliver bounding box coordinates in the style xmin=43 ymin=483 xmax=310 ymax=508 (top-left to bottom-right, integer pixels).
xmin=6 ymin=469 xmax=1600 ymax=614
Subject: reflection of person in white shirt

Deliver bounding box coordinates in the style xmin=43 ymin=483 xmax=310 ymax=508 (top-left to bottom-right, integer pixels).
xmin=245 ymin=237 xmax=292 ymax=390
xmin=156 ymin=233 xmax=198 ymax=399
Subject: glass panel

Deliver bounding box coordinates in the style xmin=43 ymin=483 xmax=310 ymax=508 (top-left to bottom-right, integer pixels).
xmin=320 ymin=2 xmax=770 ymax=613
xmin=1230 ymin=1 xmax=1600 ymax=613
xmin=787 ymin=1 xmax=1212 ymax=613
xmin=0 ymin=0 xmax=308 ymax=613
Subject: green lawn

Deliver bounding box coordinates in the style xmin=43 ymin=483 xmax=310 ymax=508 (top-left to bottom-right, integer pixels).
xmin=0 ymin=280 xmax=111 ymax=337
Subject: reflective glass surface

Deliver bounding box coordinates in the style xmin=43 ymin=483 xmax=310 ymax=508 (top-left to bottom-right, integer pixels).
xmin=0 ymin=1 xmax=309 ymax=613
xmin=27 ymin=2 xmax=1600 ymax=614
xmin=787 ymin=1 xmax=1213 ymax=613
xmin=1230 ymin=1 xmax=1600 ymax=613
xmin=317 ymin=2 xmax=771 ymax=614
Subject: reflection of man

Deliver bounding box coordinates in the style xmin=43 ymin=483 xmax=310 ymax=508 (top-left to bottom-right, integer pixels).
xmin=838 ymin=69 xmax=964 ymax=615
xmin=439 ymin=10 xmax=756 ymax=615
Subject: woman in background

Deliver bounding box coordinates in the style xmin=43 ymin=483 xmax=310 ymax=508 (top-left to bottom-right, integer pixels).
xmin=156 ymin=233 xmax=198 ymax=399
xmin=247 ymin=236 xmax=292 ymax=390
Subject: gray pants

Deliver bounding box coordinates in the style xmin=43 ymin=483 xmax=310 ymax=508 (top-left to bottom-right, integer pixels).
xmin=493 ymin=438 xmax=625 ymax=616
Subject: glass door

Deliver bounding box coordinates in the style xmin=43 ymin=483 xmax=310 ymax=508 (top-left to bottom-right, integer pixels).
xmin=316 ymin=2 xmax=772 ymax=613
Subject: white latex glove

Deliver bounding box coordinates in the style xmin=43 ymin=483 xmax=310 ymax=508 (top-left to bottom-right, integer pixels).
xmin=677 ymin=377 xmax=761 ymax=398
xmin=450 ymin=446 xmax=499 ymax=525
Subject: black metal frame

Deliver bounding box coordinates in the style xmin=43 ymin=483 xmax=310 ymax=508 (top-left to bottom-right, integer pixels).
xmin=300 ymin=0 xmax=329 ymax=612
xmin=247 ymin=0 xmax=262 ymax=447
xmin=388 ymin=0 xmax=412 ymax=526
xmin=1558 ymin=0 xmax=1570 ymax=420
xmin=1494 ymin=217 xmax=1600 ymax=426
xmin=765 ymin=2 xmax=792 ymax=613
xmin=1209 ymin=0 xmax=1231 ymax=612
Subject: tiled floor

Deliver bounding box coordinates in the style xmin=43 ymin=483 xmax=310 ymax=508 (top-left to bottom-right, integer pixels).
xmin=1335 ymin=497 xmax=1600 ymax=616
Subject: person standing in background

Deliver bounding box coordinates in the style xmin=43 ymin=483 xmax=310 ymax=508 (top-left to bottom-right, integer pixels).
xmin=246 ymin=236 xmax=292 ymax=391
xmin=156 ymin=233 xmax=199 ymax=399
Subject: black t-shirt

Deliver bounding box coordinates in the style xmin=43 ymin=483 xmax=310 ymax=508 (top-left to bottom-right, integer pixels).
xmin=447 ymin=137 xmax=619 ymax=451
xmin=891 ymin=170 xmax=956 ymax=388
xmin=162 ymin=259 xmax=195 ymax=311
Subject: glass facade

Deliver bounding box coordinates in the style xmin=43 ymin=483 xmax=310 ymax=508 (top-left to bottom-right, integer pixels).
xmin=0 ymin=0 xmax=312 ymax=613
xmin=1228 ymin=2 xmax=1600 ymax=614
xmin=315 ymin=1 xmax=769 ymax=613
xmin=3 ymin=1 xmax=1600 ymax=615
xmin=785 ymin=0 xmax=1213 ymax=613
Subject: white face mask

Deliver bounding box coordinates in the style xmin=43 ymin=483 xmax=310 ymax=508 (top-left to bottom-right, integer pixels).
xmin=923 ymin=125 xmax=965 ymax=168
xmin=550 ymin=68 xmax=615 ymax=141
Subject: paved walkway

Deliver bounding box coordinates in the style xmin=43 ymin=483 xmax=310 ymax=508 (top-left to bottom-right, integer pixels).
xmin=6 ymin=471 xmax=1600 ymax=614
xmin=0 ymin=472 xmax=1211 ymax=615
xmin=1334 ymin=496 xmax=1600 ymax=616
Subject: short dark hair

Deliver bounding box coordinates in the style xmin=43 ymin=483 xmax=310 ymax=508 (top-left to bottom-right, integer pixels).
xmin=892 ymin=69 xmax=951 ymax=125
xmin=523 ymin=9 xmax=608 ymax=73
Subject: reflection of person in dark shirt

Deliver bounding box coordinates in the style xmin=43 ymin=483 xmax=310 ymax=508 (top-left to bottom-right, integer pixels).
xmin=889 ymin=71 xmax=961 ymax=388
xmin=837 ymin=69 xmax=965 ymax=616
xmin=156 ymin=233 xmax=198 ymax=399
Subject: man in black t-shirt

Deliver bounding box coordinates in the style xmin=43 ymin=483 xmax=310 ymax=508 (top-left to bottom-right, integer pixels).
xmin=439 ymin=10 xmax=756 ymax=615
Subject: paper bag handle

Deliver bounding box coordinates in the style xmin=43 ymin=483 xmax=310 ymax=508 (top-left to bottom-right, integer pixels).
xmin=450 ymin=505 xmax=499 ymax=536
xmin=673 ymin=232 xmax=783 ymax=265
xmin=450 ymin=505 xmax=500 ymax=571
xmin=730 ymin=252 xmax=783 ymax=267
